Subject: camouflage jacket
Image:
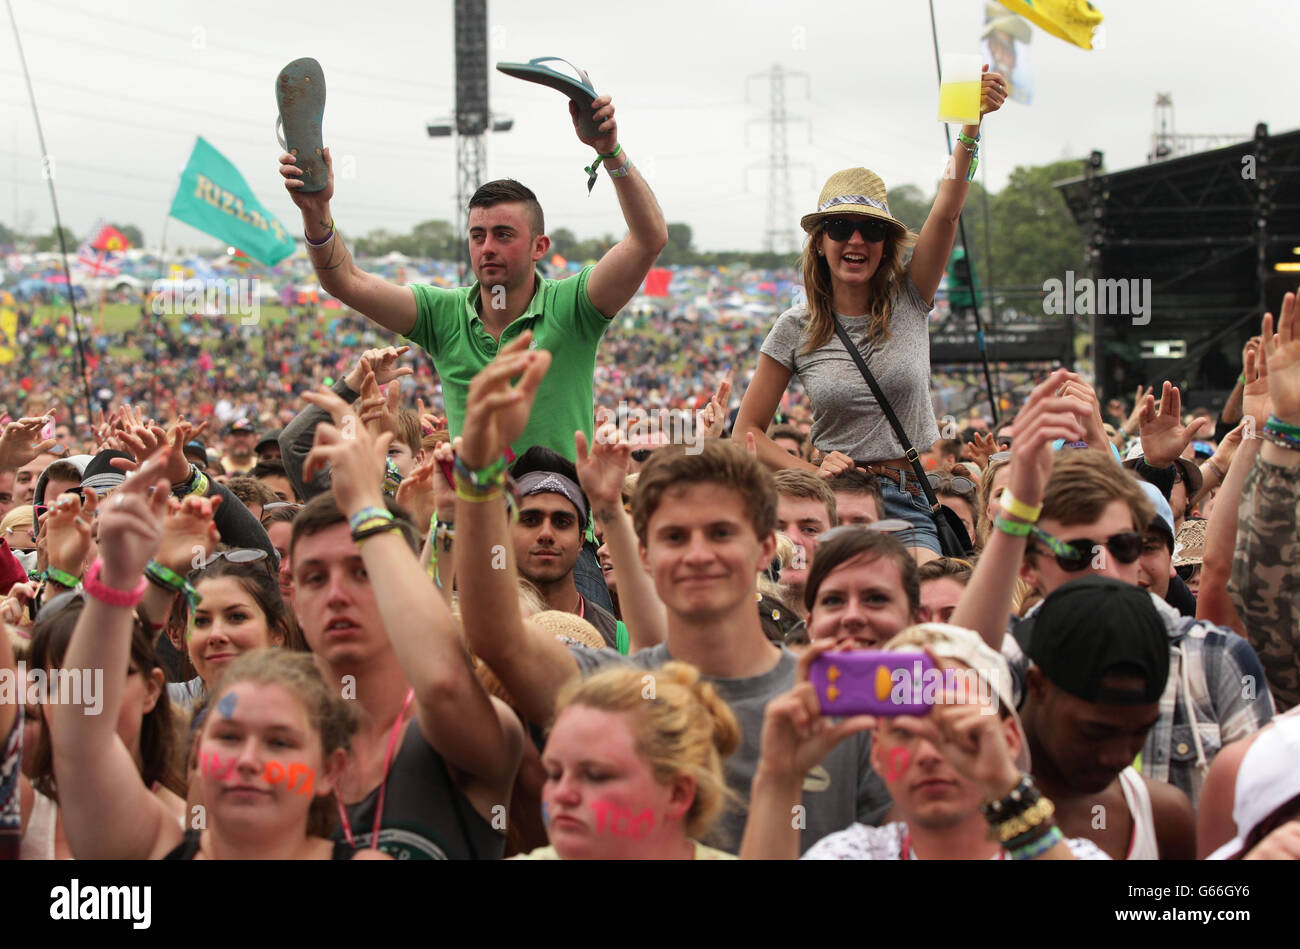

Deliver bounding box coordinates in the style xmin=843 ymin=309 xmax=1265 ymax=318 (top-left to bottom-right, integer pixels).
xmin=1228 ymin=455 xmax=1300 ymax=712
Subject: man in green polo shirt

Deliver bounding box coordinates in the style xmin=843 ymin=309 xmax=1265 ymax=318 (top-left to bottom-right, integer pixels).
xmin=278 ymin=91 xmax=668 ymax=462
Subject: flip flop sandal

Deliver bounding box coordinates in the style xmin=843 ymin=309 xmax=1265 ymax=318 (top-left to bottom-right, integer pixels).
xmin=495 ymin=56 xmax=600 ymax=140
xmin=275 ymin=57 xmax=327 ymax=193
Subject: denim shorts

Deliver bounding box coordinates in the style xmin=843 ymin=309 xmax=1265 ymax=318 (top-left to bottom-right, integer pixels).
xmin=876 ymin=473 xmax=942 ymax=554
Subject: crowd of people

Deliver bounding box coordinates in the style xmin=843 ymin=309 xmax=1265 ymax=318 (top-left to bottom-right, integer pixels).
xmin=2 ymin=67 xmax=1297 ymax=865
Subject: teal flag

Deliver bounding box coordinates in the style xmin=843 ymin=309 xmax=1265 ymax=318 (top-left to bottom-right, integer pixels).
xmin=169 ymin=136 xmax=296 ymax=265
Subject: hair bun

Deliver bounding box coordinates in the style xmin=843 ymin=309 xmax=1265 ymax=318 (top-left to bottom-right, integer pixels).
xmin=659 ymin=662 xmax=741 ymax=759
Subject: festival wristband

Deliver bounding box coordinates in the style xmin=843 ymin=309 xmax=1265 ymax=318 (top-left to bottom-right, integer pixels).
xmin=173 ymin=464 xmax=209 ymax=499
xmin=608 ymin=162 xmax=633 ymax=179
xmin=348 ymin=507 xmax=393 ymax=533
xmin=304 ymin=220 xmax=335 ymax=246
xmin=997 ymin=489 xmax=1042 ymax=523
xmin=454 ymin=478 xmax=504 ymax=503
xmin=993 ymin=516 xmax=1033 ymax=538
xmin=453 ymin=455 xmax=507 ymax=492
xmin=145 ymin=561 xmax=201 ymax=610
xmin=83 ymin=558 xmax=147 ymax=608
xmin=44 ymin=566 xmax=80 ymax=589
xmin=383 ymin=457 xmax=403 ymax=496
xmin=352 ymin=522 xmax=404 ymax=544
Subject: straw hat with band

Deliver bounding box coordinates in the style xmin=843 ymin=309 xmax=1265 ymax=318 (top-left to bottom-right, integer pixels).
xmin=801 ymin=168 xmax=909 ymax=238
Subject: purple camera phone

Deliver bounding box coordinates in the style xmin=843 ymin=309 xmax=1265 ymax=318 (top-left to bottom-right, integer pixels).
xmin=809 ymin=650 xmax=934 ymax=717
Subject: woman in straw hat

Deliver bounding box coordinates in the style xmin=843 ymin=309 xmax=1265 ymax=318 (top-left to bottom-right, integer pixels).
xmin=736 ymin=67 xmax=1007 ymax=563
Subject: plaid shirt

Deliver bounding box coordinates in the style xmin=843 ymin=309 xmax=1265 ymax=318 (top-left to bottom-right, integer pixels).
xmin=1005 ymin=594 xmax=1275 ymax=810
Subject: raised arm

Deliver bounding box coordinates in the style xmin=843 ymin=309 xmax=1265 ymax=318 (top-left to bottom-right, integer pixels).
xmin=301 ymin=388 xmax=521 ymax=789
xmin=1228 ymin=297 xmax=1300 ymax=712
xmin=50 ymin=454 xmax=183 ymax=860
xmin=575 ymin=96 xmax=669 ymax=318
xmin=908 ymin=68 xmax=1007 ymax=303
xmin=950 ymin=370 xmax=1087 ymax=650
xmin=280 ymin=148 xmax=417 ymax=335
xmin=575 ymin=424 xmax=666 ymax=651
xmin=735 ymin=355 xmax=817 ymax=474
xmin=456 ymin=333 xmax=582 ymax=727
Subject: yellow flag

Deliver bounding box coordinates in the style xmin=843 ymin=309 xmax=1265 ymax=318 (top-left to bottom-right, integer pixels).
xmin=997 ymin=0 xmax=1103 ymax=50
xmin=0 ymin=308 xmax=16 ymax=365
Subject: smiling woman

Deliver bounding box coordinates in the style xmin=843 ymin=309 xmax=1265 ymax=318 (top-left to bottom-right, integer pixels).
xmin=734 ymin=69 xmax=1010 ymax=563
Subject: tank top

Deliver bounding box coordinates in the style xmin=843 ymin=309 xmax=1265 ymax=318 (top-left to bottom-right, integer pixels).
xmin=163 ymin=828 xmax=357 ymax=860
xmin=335 ymin=719 xmax=504 ymax=860
xmin=1118 ymin=766 xmax=1160 ymax=860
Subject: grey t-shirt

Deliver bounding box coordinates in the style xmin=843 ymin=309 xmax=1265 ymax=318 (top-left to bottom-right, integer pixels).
xmin=760 ymin=277 xmax=939 ymax=463
xmin=569 ymin=642 xmax=891 ymax=855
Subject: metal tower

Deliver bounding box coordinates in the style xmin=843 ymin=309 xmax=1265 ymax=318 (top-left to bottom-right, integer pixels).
xmin=746 ymin=65 xmax=810 ymax=255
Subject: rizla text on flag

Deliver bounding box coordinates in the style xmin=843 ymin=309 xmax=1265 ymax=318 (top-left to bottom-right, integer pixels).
xmin=169 ymin=137 xmax=296 ymax=266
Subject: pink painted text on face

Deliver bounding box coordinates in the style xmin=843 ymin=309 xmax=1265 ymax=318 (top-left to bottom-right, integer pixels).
xmin=201 ymin=753 xmax=315 ymax=795
xmin=590 ymin=800 xmax=655 ymax=839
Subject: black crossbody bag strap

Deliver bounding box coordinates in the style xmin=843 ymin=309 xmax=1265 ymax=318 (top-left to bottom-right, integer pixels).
xmin=831 ymin=317 xmax=940 ymax=510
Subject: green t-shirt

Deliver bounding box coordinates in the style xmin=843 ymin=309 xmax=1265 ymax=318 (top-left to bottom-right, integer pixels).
xmin=406 ymin=267 xmax=610 ymax=462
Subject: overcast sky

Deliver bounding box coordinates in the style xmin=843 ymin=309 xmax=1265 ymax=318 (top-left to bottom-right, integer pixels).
xmin=2 ymin=0 xmax=1295 ymax=256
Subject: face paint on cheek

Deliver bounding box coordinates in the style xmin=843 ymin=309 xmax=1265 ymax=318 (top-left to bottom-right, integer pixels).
xmin=589 ymin=800 xmax=656 ymax=838
xmin=884 ymin=746 xmax=911 ymax=782
xmin=216 ymin=693 xmax=236 ymax=718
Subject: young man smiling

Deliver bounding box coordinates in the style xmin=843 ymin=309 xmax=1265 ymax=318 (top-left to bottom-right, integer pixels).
xmin=456 ymin=335 xmax=890 ymax=854
xmin=279 ymin=90 xmax=667 ymax=463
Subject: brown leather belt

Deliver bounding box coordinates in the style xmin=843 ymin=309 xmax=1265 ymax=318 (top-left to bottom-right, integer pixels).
xmin=864 ymin=462 xmax=924 ymax=499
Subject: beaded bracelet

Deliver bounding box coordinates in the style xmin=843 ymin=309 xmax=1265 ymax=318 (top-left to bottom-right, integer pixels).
xmin=1266 ymin=414 xmax=1300 ymax=439
xmin=994 ymin=796 xmax=1056 ymax=844
xmin=348 ymin=506 xmax=393 ymax=533
xmin=981 ymin=773 xmax=1038 ymax=823
xmin=1261 ymin=429 xmax=1300 ymax=453
xmin=1008 ymin=824 xmax=1063 ymax=861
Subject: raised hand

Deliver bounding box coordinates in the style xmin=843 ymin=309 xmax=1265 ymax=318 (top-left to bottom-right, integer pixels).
xmin=345 ymin=345 xmax=414 ymax=392
xmin=1242 ymin=342 xmax=1272 ymax=429
xmin=357 ymin=370 xmax=403 ymax=437
xmin=575 ymin=422 xmax=630 ymax=517
xmin=570 ymin=92 xmax=617 ymax=155
xmin=0 ymin=415 xmax=56 ymax=471
xmin=700 ymin=371 xmax=733 ymax=439
xmin=396 ymin=450 xmax=440 ymax=529
xmin=964 ymin=430 xmax=998 ymax=469
xmin=1138 ymin=381 xmax=1214 ymax=467
xmin=1006 ymin=369 xmax=1088 ymax=511
xmin=1263 ymin=290 xmax=1300 ymax=425
xmin=0 ymin=580 xmax=40 ymax=629
xmin=95 ymin=452 xmax=172 ymax=590
xmin=1056 ymin=373 xmax=1107 ymax=449
xmin=45 ymin=489 xmax=99 ymax=578
xmin=979 ymin=66 xmax=1008 ymax=117
xmin=302 ymin=386 xmax=389 ymax=517
xmin=459 ymin=332 xmax=551 ymax=469
xmin=279 ymin=146 xmax=335 ymax=213
xmin=1123 ymin=384 xmax=1151 ymax=435
xmin=157 ymin=493 xmax=223 ymax=574
xmin=892 ymin=683 xmax=1020 ymax=804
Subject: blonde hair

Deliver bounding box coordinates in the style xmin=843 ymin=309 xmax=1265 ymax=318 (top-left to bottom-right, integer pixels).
xmin=975 ymin=455 xmax=1011 ymax=549
xmin=798 ymin=225 xmax=915 ymax=354
xmin=554 ymin=662 xmax=741 ymax=840
xmin=207 ymin=650 xmax=359 ymax=838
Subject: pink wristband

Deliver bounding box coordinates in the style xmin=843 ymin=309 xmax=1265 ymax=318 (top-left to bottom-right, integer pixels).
xmin=83 ymin=558 xmax=147 ymax=608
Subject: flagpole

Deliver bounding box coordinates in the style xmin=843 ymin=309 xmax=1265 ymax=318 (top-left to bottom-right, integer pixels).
xmin=927 ymin=0 xmax=999 ymax=427
xmin=5 ymin=0 xmax=95 ymax=427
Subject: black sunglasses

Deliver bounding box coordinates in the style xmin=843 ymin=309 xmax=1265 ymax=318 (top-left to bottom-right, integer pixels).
xmin=928 ymin=473 xmax=977 ymax=497
xmin=630 ymin=448 xmax=652 ymax=462
xmin=822 ymin=217 xmax=889 ymax=243
xmin=1029 ymin=527 xmax=1143 ymax=572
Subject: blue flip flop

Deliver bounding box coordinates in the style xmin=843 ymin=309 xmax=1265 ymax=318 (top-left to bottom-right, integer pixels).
xmin=496 ymin=57 xmax=600 ymax=139
xmin=276 ymin=57 xmax=327 ymax=193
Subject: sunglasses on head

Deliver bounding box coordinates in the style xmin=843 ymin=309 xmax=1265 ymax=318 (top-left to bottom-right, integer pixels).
xmin=928 ymin=473 xmax=977 ymax=497
xmin=1029 ymin=526 xmax=1143 ymax=572
xmin=193 ymin=548 xmax=269 ymax=571
xmin=822 ymin=217 xmax=889 ymax=243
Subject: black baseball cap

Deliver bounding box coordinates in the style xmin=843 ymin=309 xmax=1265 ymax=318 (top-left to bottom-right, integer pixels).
xmin=256 ymin=429 xmax=283 ymax=454
xmin=80 ymin=449 xmax=134 ymax=496
xmin=227 ymin=418 xmax=255 ymax=435
xmin=184 ymin=440 xmax=209 ymax=466
xmin=1015 ymin=576 xmax=1169 ymax=705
